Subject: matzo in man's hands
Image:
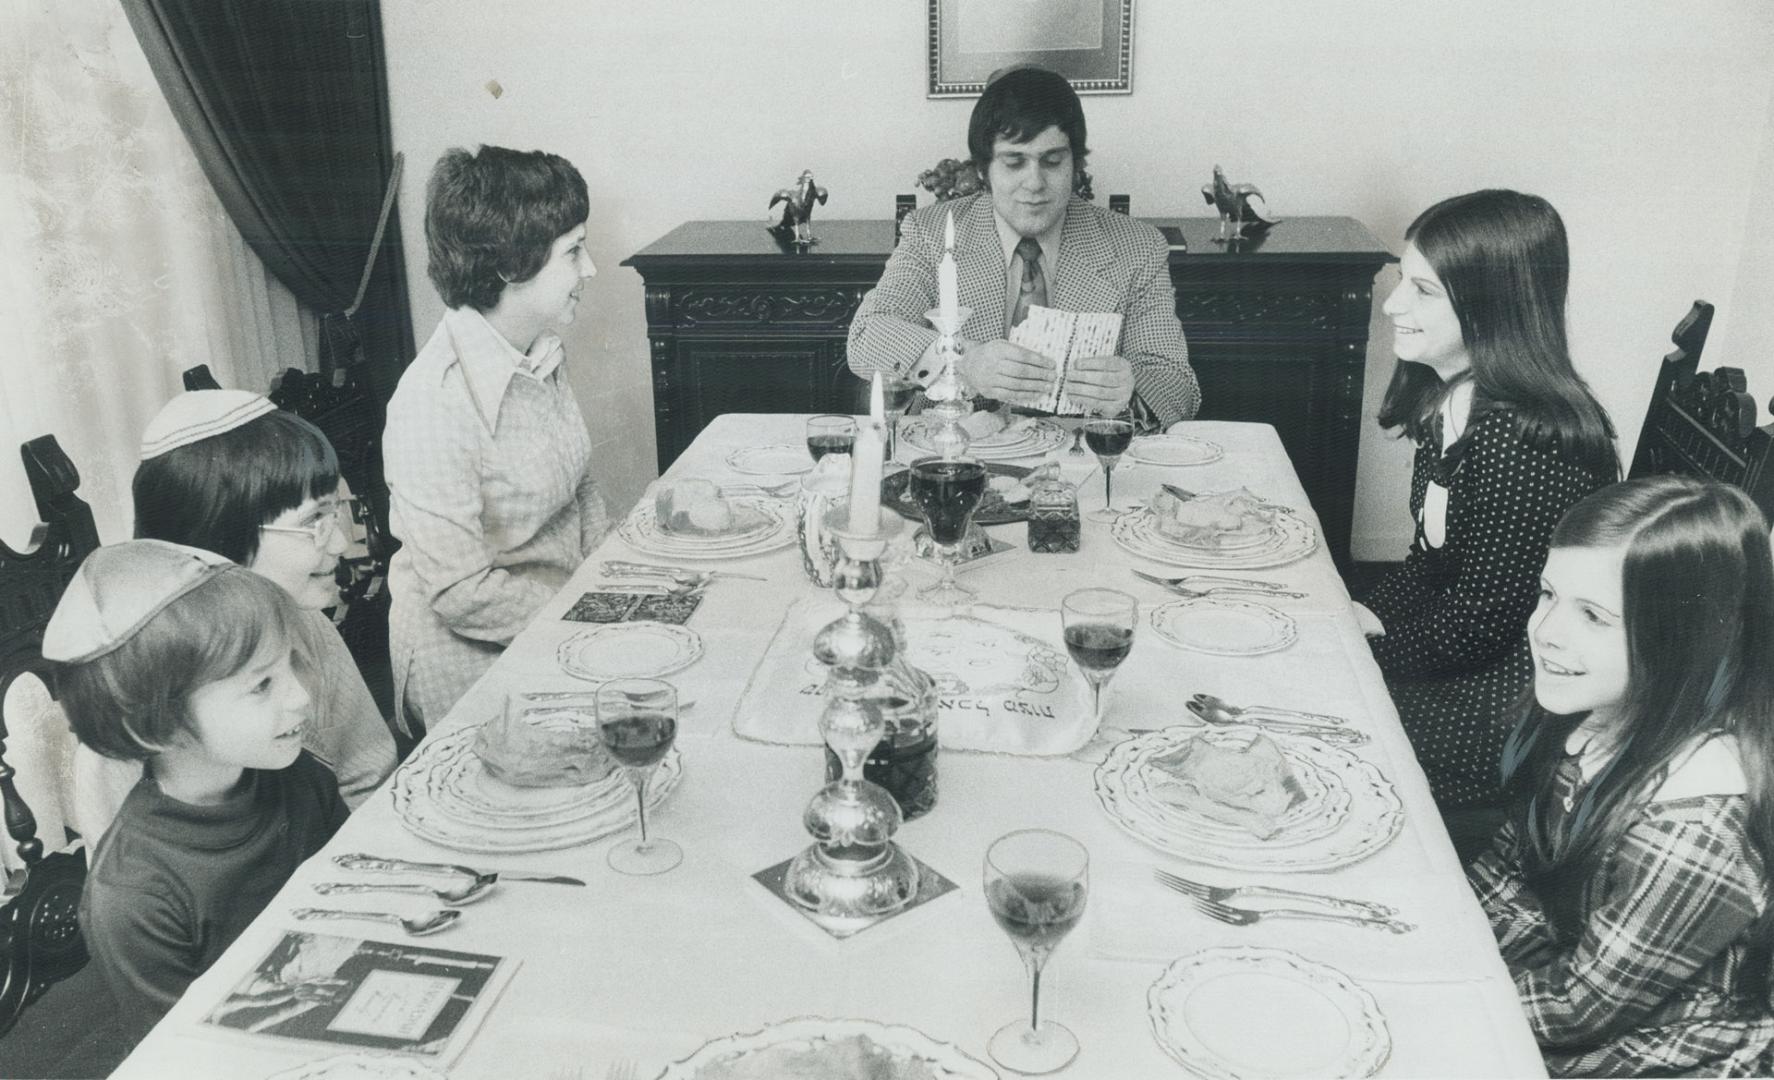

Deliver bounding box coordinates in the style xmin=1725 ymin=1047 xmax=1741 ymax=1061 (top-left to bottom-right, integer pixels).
xmin=1009 ymin=305 xmax=1124 ymax=415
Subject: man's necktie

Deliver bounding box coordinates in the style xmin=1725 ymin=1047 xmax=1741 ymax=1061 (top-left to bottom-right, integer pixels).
xmin=1011 ymin=236 xmax=1048 ymax=328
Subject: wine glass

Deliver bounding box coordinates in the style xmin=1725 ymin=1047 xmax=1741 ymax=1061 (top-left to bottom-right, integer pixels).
xmin=1061 ymin=587 xmax=1136 ymax=724
xmin=984 ymin=829 xmax=1090 ymax=1075
xmin=596 ymin=678 xmax=681 ymax=876
xmin=908 ymin=455 xmax=988 ymax=605
xmin=806 ymin=414 xmax=857 ymax=461
xmin=881 ymin=375 xmax=919 ymax=464
xmin=1082 ymin=411 xmax=1135 ymax=522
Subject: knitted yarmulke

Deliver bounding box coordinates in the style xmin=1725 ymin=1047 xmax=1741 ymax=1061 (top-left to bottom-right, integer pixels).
xmin=42 ymin=540 xmax=233 ymax=663
xmin=139 ymin=390 xmax=277 ymax=460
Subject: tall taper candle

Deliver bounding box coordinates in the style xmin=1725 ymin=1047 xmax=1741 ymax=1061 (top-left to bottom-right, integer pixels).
xmin=847 ymin=424 xmax=884 ymax=532
xmin=869 ymin=370 xmax=885 ymax=424
xmin=937 ymin=209 xmax=959 ymax=328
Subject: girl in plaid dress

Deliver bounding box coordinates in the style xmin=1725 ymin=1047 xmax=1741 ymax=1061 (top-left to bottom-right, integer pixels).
xmin=1468 ymin=476 xmax=1774 ymax=1076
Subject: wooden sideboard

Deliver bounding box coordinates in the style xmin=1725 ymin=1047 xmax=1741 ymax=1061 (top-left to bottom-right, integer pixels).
xmin=622 ymin=217 xmax=1394 ymax=569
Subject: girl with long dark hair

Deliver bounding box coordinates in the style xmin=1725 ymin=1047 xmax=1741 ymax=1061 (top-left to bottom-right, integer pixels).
xmin=1360 ymin=189 xmax=1617 ymax=811
xmin=1469 ymin=477 xmax=1774 ymax=1075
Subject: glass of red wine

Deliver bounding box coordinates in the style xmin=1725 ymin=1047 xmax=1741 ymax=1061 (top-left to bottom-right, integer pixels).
xmin=596 ymin=678 xmax=681 ymax=876
xmin=984 ymin=829 xmax=1090 ymax=1075
xmin=1061 ymin=587 xmax=1136 ymax=724
xmin=908 ymin=455 xmax=989 ymax=605
xmin=806 ymin=414 xmax=857 ymax=461
xmin=1082 ymin=412 xmax=1135 ymax=523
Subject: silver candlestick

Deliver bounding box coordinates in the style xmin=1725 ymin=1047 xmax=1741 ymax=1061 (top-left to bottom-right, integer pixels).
xmin=923 ymin=306 xmax=974 ymax=460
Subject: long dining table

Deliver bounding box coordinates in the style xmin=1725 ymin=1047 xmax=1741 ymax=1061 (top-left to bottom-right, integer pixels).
xmin=113 ymin=413 xmax=1545 ymax=1079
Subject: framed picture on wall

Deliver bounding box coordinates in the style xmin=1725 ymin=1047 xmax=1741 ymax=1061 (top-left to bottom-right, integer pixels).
xmin=928 ymin=0 xmax=1134 ymax=98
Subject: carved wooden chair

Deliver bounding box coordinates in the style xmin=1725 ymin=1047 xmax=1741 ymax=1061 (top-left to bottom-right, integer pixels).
xmin=1627 ymin=301 xmax=1774 ymax=522
xmin=0 ymin=435 xmax=99 ymax=1037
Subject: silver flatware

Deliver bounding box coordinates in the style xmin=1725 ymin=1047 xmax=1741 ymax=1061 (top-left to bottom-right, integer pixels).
xmin=600 ymin=581 xmax=705 ymax=597
xmin=519 ymin=693 xmax=698 ymax=712
xmin=292 ymin=906 xmax=461 ymax=936
xmin=314 ymin=877 xmax=497 ymax=907
xmin=1160 ymin=483 xmax=1288 ymax=512
xmin=1152 ymin=868 xmax=1398 ymax=920
xmin=1131 ymin=571 xmax=1294 ymax=592
xmin=717 ymin=480 xmax=799 ymax=499
xmin=1186 ymin=895 xmax=1413 ymax=934
xmin=1192 ymin=693 xmax=1351 ymax=727
xmin=1186 ymin=699 xmax=1369 ymax=746
xmin=599 ymin=560 xmax=766 ymax=583
xmin=605 ymin=1061 xmax=638 ymax=1080
xmin=1131 ymin=569 xmax=1306 ymax=600
xmin=334 ymin=853 xmax=587 ymax=886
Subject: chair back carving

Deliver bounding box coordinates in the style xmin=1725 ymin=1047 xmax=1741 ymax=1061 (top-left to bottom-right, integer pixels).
xmin=0 ymin=435 xmax=96 ymax=1036
xmin=1628 ymin=302 xmax=1774 ymax=523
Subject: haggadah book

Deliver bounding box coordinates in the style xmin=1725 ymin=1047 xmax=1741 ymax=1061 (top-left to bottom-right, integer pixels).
xmin=1009 ymin=304 xmax=1123 ymax=415
xmin=195 ymin=930 xmax=518 ymax=1066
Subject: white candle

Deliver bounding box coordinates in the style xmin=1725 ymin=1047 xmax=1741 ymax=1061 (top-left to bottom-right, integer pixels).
xmin=937 ymin=209 xmax=959 ymax=328
xmin=847 ymin=424 xmax=884 ymax=532
xmin=869 ymin=371 xmax=885 ymax=424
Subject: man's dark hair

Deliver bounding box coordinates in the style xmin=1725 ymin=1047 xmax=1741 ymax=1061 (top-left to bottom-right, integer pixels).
xmin=425 ymin=145 xmax=589 ymax=311
xmin=967 ymin=66 xmax=1088 ymax=183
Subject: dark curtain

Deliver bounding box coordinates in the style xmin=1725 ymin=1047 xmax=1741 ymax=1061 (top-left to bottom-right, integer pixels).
xmin=121 ymin=0 xmax=416 ymax=404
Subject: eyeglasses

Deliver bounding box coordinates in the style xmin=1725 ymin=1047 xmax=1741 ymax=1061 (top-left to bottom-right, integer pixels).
xmin=259 ymin=501 xmax=349 ymax=547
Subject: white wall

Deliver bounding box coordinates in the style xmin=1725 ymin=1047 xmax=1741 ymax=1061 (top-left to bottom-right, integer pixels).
xmin=382 ymin=1 xmax=1774 ymax=558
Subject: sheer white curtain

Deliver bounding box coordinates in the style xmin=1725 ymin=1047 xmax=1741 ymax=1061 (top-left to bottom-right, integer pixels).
xmin=0 ymin=0 xmax=315 ymax=861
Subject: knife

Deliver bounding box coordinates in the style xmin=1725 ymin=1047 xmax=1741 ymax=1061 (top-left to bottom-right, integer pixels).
xmin=1161 ymin=483 xmax=1287 ymax=512
xmin=599 ymin=560 xmax=766 ymax=582
xmin=334 ymin=853 xmax=587 ymax=886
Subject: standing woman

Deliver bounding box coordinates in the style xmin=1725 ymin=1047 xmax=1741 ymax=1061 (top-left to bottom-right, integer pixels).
xmin=1359 ymin=190 xmax=1617 ymax=813
xmin=384 ymin=146 xmax=607 ymax=732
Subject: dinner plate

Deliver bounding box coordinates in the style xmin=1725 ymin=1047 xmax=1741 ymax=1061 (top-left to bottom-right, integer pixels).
xmin=1118 ymin=727 xmax=1353 ymax=850
xmin=1126 ymin=433 xmax=1224 ymax=467
xmin=725 ymin=442 xmax=814 ymax=476
xmin=390 ymin=727 xmax=681 ymax=853
xmin=900 ymin=415 xmax=1068 ymax=460
xmin=1112 ymin=507 xmax=1318 ymax=570
xmin=1095 ymin=727 xmax=1401 ymax=870
xmin=557 ymin=622 xmax=702 ymax=682
xmin=618 ymin=497 xmax=794 ymax=561
xmin=1147 ymin=947 xmax=1391 ymax=1079
xmin=265 ymin=1055 xmax=448 ymax=1080
xmin=882 ymin=462 xmax=1033 ymax=525
xmin=1150 ymin=598 xmax=1298 ymax=656
xmin=658 ymin=1016 xmax=997 ymax=1079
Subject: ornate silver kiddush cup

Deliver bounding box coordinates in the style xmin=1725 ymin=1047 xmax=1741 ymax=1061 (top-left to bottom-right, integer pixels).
xmin=923 ymin=307 xmax=975 ymax=461
xmin=784 ymin=514 xmax=921 ymax=919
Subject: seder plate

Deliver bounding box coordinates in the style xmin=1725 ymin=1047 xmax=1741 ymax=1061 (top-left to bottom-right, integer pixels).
xmin=557 ymin=622 xmax=703 ymax=683
xmin=1147 ymin=946 xmax=1391 ymax=1080
xmin=1095 ymin=727 xmax=1402 ymax=871
xmin=1149 ymin=598 xmax=1298 ymax=657
xmin=618 ymin=497 xmax=794 ymax=560
xmin=899 ymin=415 xmax=1068 ymax=461
xmin=1126 ymin=433 xmax=1224 ymax=467
xmin=1112 ymin=507 xmax=1318 ymax=570
xmin=724 ymin=442 xmax=814 ymax=476
xmin=882 ymin=462 xmax=1033 ymax=525
xmin=658 ymin=1016 xmax=997 ymax=1079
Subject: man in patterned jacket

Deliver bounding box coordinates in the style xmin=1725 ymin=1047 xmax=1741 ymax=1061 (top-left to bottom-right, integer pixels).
xmin=848 ymin=66 xmax=1199 ymax=429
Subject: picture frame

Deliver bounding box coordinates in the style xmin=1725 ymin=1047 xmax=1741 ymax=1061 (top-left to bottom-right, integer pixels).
xmin=928 ymin=0 xmax=1134 ymax=98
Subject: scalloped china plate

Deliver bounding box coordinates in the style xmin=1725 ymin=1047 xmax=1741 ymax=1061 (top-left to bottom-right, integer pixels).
xmin=1147 ymin=946 xmax=1391 ymax=1080
xmin=658 ymin=1016 xmax=997 ymax=1080
xmin=1095 ymin=727 xmax=1402 ymax=870
xmin=389 ymin=726 xmax=681 ymax=854
xmin=900 ymin=415 xmax=1069 ymax=460
xmin=1112 ymin=507 xmax=1318 ymax=570
xmin=618 ymin=498 xmax=794 ymax=560
xmin=264 ymin=1055 xmax=449 ymax=1080
xmin=1126 ymin=433 xmax=1224 ymax=467
xmin=725 ymin=442 xmax=814 ymax=476
xmin=1150 ymin=598 xmax=1298 ymax=656
xmin=558 ymin=622 xmax=703 ymax=683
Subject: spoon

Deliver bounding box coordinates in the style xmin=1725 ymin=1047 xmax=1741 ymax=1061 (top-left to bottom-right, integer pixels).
xmin=313 ymin=877 xmax=497 ymax=906
xmin=1186 ymin=699 xmax=1368 ymax=746
xmin=1191 ymin=693 xmax=1351 ymax=726
xmin=291 ymin=907 xmax=461 ymax=936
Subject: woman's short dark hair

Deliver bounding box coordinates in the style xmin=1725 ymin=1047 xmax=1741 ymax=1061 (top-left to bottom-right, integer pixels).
xmin=59 ymin=566 xmax=299 ymax=761
xmin=425 ymin=145 xmax=590 ymax=311
xmin=133 ymin=410 xmax=339 ymax=565
xmin=1377 ymin=189 xmax=1616 ymax=480
xmin=968 ymin=66 xmax=1089 ymax=183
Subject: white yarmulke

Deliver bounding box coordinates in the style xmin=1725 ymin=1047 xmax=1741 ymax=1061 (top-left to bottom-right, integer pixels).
xmin=43 ymin=540 xmax=233 ymax=664
xmin=139 ymin=390 xmax=278 ymax=460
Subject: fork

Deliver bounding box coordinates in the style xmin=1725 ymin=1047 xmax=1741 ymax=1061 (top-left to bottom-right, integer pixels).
xmin=1153 ymin=868 xmax=1398 ymax=920
xmin=1184 ymin=894 xmax=1415 ymax=935
xmin=718 ymin=480 xmax=799 ymax=499
xmin=1132 ymin=571 xmax=1294 ymax=593
xmin=1131 ymin=570 xmax=1306 ymax=600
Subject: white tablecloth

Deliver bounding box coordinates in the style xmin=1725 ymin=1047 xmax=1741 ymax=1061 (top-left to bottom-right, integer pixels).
xmin=115 ymin=415 xmax=1545 ymax=1079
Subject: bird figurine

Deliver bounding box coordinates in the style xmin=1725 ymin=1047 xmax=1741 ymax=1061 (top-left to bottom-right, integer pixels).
xmin=1201 ymin=165 xmax=1276 ymax=244
xmin=768 ymin=169 xmax=829 ymax=247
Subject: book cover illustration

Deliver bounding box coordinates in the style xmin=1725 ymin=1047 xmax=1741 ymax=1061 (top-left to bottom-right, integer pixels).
xmin=1009 ymin=305 xmax=1123 ymax=415
xmin=199 ymin=931 xmax=517 ymax=1065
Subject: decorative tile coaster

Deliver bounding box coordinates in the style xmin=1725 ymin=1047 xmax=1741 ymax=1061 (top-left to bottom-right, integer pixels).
xmin=562 ymin=590 xmax=702 ymax=625
xmin=752 ymin=852 xmax=958 ymax=940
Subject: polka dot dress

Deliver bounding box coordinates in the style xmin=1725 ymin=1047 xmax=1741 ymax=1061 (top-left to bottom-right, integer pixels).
xmin=1364 ymin=407 xmax=1608 ymax=810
